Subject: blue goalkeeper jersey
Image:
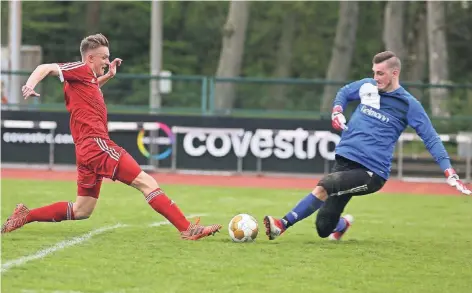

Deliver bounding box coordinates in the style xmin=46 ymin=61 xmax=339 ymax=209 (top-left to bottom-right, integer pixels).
xmin=333 ymin=78 xmax=451 ymax=180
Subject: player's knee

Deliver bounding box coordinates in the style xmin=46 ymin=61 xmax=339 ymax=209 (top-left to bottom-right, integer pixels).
xmin=73 ymin=195 xmax=97 ymax=220
xmin=368 ymin=175 xmax=386 ymax=194
xmin=315 ymin=211 xmax=339 ymax=238
xmin=312 ymin=185 xmax=328 ymax=201
xmin=131 ymin=171 xmax=159 ymax=195
xmin=316 ymin=225 xmax=332 ymax=238
xmin=316 ymin=221 xmax=334 ymax=238
xmin=73 ymin=204 xmax=94 ymax=220
xmin=74 ymin=211 xmax=92 ymax=220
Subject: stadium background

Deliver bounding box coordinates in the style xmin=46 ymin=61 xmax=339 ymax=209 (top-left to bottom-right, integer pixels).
xmin=1 ymin=2 xmax=472 ymax=293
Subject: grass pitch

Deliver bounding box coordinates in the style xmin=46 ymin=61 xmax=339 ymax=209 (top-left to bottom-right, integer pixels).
xmin=1 ymin=178 xmax=472 ymax=293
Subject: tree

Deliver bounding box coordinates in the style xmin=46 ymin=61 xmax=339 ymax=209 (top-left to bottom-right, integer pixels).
xmin=270 ymin=10 xmax=297 ymax=109
xmin=7 ymin=0 xmax=471 ymax=116
xmin=214 ymin=0 xmax=251 ymax=111
xmin=383 ymin=1 xmax=406 ymax=60
xmin=403 ymin=2 xmax=427 ymax=100
xmin=427 ymin=1 xmax=450 ymax=117
xmin=321 ymin=1 xmax=359 ymax=112
xmin=86 ymin=1 xmax=100 ymax=35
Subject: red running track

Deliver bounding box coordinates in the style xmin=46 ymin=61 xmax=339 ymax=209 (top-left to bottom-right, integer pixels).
xmin=1 ymin=168 xmax=463 ymax=196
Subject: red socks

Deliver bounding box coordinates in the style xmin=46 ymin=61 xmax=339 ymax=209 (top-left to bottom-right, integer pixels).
xmin=26 ymin=202 xmax=75 ymax=223
xmin=24 ymin=190 xmax=190 ymax=232
xmin=146 ymin=188 xmax=190 ymax=232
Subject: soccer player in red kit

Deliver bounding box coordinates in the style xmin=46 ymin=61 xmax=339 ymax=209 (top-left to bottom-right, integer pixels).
xmin=2 ymin=33 xmax=222 ymax=240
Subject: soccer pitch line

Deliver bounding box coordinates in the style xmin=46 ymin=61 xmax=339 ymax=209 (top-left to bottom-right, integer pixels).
xmin=1 ymin=213 xmax=207 ymax=274
xmin=20 ymin=289 xmax=139 ymax=293
xmin=21 ymin=288 xmax=165 ymax=293
xmin=21 ymin=290 xmax=86 ymax=293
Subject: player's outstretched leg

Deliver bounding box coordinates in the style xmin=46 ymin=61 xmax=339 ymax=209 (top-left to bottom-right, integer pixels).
xmin=133 ymin=171 xmax=221 ymax=240
xmin=2 ymin=187 xmax=99 ymax=234
xmin=1 ymin=199 xmax=96 ymax=234
xmin=264 ymin=155 xmax=386 ymax=241
xmin=264 ymin=186 xmax=327 ymax=240
xmin=115 ymin=153 xmax=222 ymax=240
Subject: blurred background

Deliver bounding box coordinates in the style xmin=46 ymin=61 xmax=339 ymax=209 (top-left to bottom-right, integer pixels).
xmin=1 ymin=0 xmax=472 ymax=179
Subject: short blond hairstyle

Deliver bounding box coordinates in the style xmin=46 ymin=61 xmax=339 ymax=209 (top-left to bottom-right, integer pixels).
xmin=372 ymin=51 xmax=401 ymax=71
xmin=80 ymin=33 xmax=109 ymax=56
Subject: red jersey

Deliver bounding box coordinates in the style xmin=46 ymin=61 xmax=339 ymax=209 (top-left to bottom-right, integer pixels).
xmin=56 ymin=62 xmax=109 ymax=144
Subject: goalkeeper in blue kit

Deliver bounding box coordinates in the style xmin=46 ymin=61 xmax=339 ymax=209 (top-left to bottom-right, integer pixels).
xmin=264 ymin=51 xmax=471 ymax=241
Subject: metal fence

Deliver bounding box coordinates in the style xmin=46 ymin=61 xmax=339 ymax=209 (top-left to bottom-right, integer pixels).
xmin=394 ymin=133 xmax=472 ymax=182
xmin=2 ymin=71 xmax=472 ymax=121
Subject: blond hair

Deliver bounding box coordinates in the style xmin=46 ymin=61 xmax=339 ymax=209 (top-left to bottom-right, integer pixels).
xmin=80 ymin=33 xmax=109 ymax=56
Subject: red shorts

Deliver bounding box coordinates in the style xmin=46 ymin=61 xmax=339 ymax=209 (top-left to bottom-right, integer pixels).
xmin=75 ymin=137 xmax=142 ymax=198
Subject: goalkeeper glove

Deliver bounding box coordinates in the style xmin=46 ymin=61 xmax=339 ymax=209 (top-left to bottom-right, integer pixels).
xmin=445 ymin=168 xmax=471 ymax=195
xmin=331 ymin=105 xmax=348 ymax=131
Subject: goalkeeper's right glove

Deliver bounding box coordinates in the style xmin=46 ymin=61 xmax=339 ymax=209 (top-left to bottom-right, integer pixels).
xmin=331 ymin=105 xmax=348 ymax=131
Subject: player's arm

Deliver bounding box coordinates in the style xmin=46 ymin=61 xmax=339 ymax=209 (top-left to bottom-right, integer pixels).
xmin=22 ymin=64 xmax=60 ymax=99
xmin=407 ymin=100 xmax=470 ymax=195
xmin=97 ymin=58 xmax=122 ymax=88
xmin=97 ymin=73 xmax=113 ymax=88
xmin=331 ymin=78 xmax=375 ymax=131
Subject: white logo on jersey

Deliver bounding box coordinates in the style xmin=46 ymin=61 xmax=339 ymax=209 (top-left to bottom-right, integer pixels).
xmin=360 ymin=105 xmax=390 ymax=123
xmin=359 ymin=83 xmax=380 ymax=109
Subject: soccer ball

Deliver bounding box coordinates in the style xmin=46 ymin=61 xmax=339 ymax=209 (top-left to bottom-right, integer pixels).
xmin=228 ymin=213 xmax=259 ymax=243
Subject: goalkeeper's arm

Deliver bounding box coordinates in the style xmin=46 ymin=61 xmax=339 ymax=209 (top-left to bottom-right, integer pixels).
xmin=407 ymin=99 xmax=470 ymax=195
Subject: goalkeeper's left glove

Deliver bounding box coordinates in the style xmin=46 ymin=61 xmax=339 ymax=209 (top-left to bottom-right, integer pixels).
xmin=445 ymin=168 xmax=471 ymax=195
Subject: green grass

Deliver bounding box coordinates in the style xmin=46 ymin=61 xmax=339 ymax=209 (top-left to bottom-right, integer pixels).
xmin=2 ymin=179 xmax=472 ymax=293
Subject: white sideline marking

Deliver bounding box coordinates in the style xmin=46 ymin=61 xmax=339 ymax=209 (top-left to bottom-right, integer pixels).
xmin=22 ymin=282 xmax=228 ymax=293
xmin=21 ymin=289 xmax=84 ymax=293
xmin=2 ymin=214 xmax=208 ymax=274
xmin=1 ymin=224 xmax=127 ymax=273
xmin=21 ymin=289 xmax=146 ymax=293
xmin=21 ymin=290 xmax=138 ymax=293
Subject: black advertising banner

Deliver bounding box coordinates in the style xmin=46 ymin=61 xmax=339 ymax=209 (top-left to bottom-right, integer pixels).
xmin=2 ymin=110 xmax=467 ymax=179
xmin=1 ymin=110 xmax=338 ymax=174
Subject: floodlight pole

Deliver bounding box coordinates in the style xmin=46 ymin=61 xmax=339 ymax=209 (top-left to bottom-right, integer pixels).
xmin=9 ymin=0 xmax=22 ymax=105
xmin=150 ymin=0 xmax=162 ymax=114
xmin=149 ymin=0 xmax=163 ymax=169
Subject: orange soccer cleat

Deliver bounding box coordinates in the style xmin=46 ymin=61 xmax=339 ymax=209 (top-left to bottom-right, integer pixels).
xmin=1 ymin=204 xmax=30 ymax=234
xmin=180 ymin=218 xmax=222 ymax=241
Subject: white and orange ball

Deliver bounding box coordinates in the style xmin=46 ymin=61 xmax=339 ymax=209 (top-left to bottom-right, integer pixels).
xmin=228 ymin=214 xmax=259 ymax=242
